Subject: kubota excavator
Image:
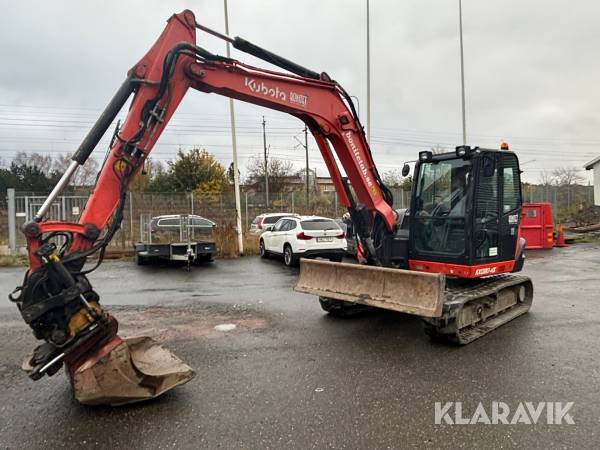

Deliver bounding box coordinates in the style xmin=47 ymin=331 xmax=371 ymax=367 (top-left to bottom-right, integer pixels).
xmin=10 ymin=10 xmax=533 ymax=405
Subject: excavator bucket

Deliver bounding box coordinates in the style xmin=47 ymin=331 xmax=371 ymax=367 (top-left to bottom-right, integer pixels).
xmin=68 ymin=335 xmax=194 ymax=406
xmin=295 ymin=259 xmax=446 ymax=317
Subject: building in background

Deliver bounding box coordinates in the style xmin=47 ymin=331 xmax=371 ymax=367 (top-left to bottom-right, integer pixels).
xmin=315 ymin=176 xmax=336 ymax=193
xmin=584 ymin=156 xmax=600 ymax=206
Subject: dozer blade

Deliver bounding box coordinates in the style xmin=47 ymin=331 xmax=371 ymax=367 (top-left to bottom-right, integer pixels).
xmin=295 ymin=259 xmax=445 ymax=318
xmin=69 ymin=335 xmax=194 ymax=406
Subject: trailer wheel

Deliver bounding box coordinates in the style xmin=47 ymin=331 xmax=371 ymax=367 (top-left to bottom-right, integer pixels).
xmin=194 ymin=254 xmax=214 ymax=265
xmin=135 ymin=253 xmax=149 ymax=266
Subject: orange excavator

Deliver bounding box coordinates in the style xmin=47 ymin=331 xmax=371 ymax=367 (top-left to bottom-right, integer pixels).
xmin=10 ymin=10 xmax=533 ymax=405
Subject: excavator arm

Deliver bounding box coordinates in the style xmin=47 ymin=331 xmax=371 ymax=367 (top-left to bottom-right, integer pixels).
xmin=11 ymin=10 xmax=402 ymax=404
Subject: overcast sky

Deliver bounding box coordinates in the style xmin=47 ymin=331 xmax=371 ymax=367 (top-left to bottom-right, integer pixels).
xmin=1 ymin=0 xmax=599 ymax=183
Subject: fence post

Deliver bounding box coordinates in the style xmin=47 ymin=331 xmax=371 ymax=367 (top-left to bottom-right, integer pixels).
xmin=291 ymin=191 xmax=295 ymax=213
xmin=129 ymin=192 xmax=134 ymax=246
xmin=334 ymin=192 xmax=338 ymax=214
xmin=245 ymin=191 xmax=248 ymax=231
xmin=7 ymin=188 xmax=16 ymax=255
xmin=190 ymin=191 xmax=194 ymax=215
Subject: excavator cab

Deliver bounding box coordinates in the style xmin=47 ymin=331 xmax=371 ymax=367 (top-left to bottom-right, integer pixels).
xmin=409 ymin=146 xmax=525 ymax=276
xmin=296 ymin=145 xmax=533 ymax=344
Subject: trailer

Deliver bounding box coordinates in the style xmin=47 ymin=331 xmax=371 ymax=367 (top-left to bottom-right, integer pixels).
xmin=134 ymin=214 xmax=217 ymax=268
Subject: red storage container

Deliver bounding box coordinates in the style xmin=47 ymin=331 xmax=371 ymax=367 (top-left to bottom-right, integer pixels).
xmin=521 ymin=203 xmax=554 ymax=249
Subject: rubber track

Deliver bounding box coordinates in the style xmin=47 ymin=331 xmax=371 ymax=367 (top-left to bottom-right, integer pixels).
xmin=422 ymin=274 xmax=533 ymax=345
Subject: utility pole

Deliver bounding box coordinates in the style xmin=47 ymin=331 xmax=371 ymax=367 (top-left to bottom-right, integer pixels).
xmin=294 ymin=126 xmax=310 ymax=206
xmin=262 ymin=116 xmax=269 ymax=207
xmin=458 ymin=0 xmax=467 ymax=145
xmin=366 ymin=0 xmax=371 ymax=143
xmin=224 ymin=0 xmax=243 ymax=254
xmin=304 ymin=125 xmax=309 ymax=206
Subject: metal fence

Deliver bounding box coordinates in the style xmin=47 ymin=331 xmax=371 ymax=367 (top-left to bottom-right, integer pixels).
xmin=2 ymin=184 xmax=589 ymax=254
xmin=522 ymin=184 xmax=594 ymax=221
xmin=2 ymin=188 xmax=410 ymax=254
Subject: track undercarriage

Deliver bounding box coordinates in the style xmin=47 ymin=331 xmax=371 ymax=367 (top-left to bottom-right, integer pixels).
xmin=296 ymin=259 xmax=533 ymax=345
xmin=421 ymin=274 xmax=533 ymax=344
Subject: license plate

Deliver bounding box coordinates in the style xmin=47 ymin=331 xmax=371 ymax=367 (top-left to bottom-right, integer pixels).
xmin=316 ymin=237 xmax=333 ymax=242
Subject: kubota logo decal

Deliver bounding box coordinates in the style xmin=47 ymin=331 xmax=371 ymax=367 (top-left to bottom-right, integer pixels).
xmin=244 ymin=78 xmax=309 ymax=107
xmin=245 ymin=77 xmax=287 ymax=101
xmin=344 ymin=131 xmax=373 ymax=189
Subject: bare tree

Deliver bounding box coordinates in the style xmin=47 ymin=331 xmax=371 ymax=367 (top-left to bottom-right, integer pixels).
xmin=382 ymin=169 xmax=403 ymax=187
xmin=551 ymin=167 xmax=583 ymax=186
xmin=538 ymin=170 xmax=556 ymax=186
xmin=56 ymin=153 xmax=99 ymax=186
xmin=431 ymin=144 xmax=447 ymax=154
xmin=14 ymin=151 xmax=55 ymax=173
xmin=246 ymin=155 xmax=293 ymax=193
xmin=12 ymin=151 xmax=98 ymax=187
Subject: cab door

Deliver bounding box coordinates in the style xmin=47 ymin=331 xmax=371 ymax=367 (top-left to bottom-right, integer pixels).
xmin=471 ymin=153 xmax=500 ymax=262
xmin=499 ymin=153 xmax=522 ymax=260
xmin=471 ymin=151 xmax=522 ymax=264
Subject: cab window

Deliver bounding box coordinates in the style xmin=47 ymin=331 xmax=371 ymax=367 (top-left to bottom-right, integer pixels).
xmin=412 ymin=159 xmax=471 ymax=256
xmin=502 ymin=154 xmax=520 ymax=213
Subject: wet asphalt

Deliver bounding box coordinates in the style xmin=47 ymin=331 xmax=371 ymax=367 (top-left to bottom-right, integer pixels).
xmin=0 ymin=245 xmax=599 ymax=449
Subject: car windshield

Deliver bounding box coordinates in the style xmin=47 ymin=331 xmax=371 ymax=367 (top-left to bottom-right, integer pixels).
xmin=301 ymin=219 xmax=340 ymax=231
xmin=264 ymin=215 xmax=286 ymax=224
xmin=156 ymin=218 xmax=180 ymax=227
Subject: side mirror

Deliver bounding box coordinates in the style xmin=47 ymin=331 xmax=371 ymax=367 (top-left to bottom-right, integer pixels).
xmin=263 ymin=225 xmax=273 ymax=232
xmin=402 ymin=163 xmax=411 ymax=177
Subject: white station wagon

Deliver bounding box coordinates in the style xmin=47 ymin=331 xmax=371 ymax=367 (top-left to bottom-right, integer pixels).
xmin=259 ymin=216 xmax=347 ymax=266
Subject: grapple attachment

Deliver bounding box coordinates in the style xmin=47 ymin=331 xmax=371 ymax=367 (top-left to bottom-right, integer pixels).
xmin=69 ymin=335 xmax=194 ymax=406
xmin=295 ymin=259 xmax=446 ymax=317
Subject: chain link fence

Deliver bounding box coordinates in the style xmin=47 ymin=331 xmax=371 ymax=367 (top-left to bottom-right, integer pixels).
xmin=522 ymin=184 xmax=594 ymax=222
xmin=2 ymin=185 xmax=590 ymax=254
xmin=1 ymin=188 xmax=408 ymax=254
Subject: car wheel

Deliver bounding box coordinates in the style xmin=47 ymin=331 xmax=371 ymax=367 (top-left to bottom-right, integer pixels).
xmin=283 ymin=245 xmax=298 ymax=267
xmin=194 ymin=254 xmax=214 ymax=265
xmin=259 ymin=239 xmax=269 ymax=258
